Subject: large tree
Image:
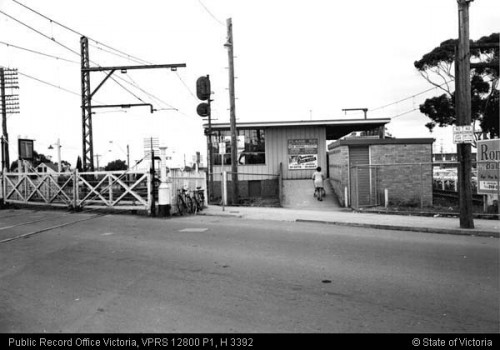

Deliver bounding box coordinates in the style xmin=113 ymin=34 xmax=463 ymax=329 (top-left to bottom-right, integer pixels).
xmin=414 ymin=33 xmax=499 ymax=139
xmin=104 ymin=159 xmax=128 ymax=171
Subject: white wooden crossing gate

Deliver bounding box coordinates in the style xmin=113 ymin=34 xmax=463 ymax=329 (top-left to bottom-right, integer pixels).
xmin=2 ymin=170 xmax=151 ymax=211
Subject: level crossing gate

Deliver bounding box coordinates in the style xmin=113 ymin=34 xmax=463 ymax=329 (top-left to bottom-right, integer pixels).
xmin=1 ymin=170 xmax=152 ymax=211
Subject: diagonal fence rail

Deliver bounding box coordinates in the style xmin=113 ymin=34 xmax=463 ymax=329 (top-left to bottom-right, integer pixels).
xmin=2 ymin=170 xmax=151 ymax=211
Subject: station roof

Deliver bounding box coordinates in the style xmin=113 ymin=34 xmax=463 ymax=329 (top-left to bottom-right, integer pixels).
xmin=203 ymin=118 xmax=391 ymax=140
xmin=328 ymin=137 xmax=435 ymax=150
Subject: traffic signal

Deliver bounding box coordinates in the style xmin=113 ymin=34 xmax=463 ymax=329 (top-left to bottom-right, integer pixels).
xmin=196 ymin=76 xmax=211 ymax=101
xmin=197 ymin=102 xmax=210 ymax=117
xmin=196 ymin=75 xmax=211 ymax=118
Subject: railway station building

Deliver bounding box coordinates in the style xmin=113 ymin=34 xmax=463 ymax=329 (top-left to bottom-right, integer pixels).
xmin=203 ymin=118 xmax=434 ymax=209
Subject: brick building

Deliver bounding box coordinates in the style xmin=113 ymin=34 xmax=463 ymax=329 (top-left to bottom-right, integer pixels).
xmin=328 ymin=138 xmax=434 ymax=208
xmin=204 ymin=118 xmax=390 ymax=203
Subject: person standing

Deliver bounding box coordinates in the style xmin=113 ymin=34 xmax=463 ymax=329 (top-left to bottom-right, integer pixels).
xmin=312 ymin=166 xmax=325 ymax=201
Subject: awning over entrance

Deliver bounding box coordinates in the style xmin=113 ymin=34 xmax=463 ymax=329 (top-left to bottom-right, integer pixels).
xmin=203 ymin=118 xmax=391 ymax=140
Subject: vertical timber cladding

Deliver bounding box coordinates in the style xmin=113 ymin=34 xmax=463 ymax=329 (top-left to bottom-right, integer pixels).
xmin=267 ymin=126 xmax=327 ymax=179
xmin=349 ymin=146 xmax=370 ymax=207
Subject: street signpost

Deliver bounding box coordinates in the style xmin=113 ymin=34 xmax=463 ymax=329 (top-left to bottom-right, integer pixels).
xmin=452 ymin=125 xmax=474 ymax=144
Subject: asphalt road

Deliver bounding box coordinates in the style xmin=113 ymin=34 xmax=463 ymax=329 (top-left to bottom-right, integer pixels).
xmin=0 ymin=209 xmax=498 ymax=333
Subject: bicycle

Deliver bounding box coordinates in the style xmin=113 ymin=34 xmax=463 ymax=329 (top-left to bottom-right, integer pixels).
xmin=314 ymin=187 xmax=325 ymax=201
xmin=192 ymin=187 xmax=205 ymax=212
xmin=176 ymin=188 xmax=194 ymax=215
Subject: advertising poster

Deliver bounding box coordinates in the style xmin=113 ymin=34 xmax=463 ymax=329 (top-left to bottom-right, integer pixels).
xmin=477 ymin=139 xmax=500 ymax=195
xmin=288 ymin=139 xmax=318 ymax=170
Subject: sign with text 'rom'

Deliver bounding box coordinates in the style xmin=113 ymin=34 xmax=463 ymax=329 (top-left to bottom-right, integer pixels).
xmin=477 ymin=139 xmax=500 ymax=195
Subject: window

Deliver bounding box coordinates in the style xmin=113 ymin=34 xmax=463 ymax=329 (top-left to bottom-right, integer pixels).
xmin=211 ymin=129 xmax=265 ymax=165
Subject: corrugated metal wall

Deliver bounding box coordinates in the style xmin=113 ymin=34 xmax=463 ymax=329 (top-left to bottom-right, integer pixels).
xmin=267 ymin=126 xmax=327 ymax=180
xmin=212 ymin=126 xmax=327 ymax=181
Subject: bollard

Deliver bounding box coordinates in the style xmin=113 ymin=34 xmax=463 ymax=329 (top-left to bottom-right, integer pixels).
xmin=384 ymin=188 xmax=389 ymax=208
xmin=222 ymin=171 xmax=228 ymax=211
xmin=344 ymin=186 xmax=349 ymax=208
xmin=158 ymin=146 xmax=171 ymax=217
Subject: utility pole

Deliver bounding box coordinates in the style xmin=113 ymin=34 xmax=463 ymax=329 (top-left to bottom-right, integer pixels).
xmin=456 ymin=0 xmax=474 ymax=229
xmin=0 ymin=69 xmax=7 ymax=171
xmin=0 ymin=68 xmax=19 ymax=171
xmin=225 ymin=18 xmax=239 ymax=205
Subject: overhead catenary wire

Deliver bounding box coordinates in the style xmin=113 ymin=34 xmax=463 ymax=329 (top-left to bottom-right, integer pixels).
xmin=5 ymin=2 xmax=192 ymax=116
xmin=15 ymin=70 xmax=80 ymax=97
xmin=11 ymin=0 xmax=152 ymax=66
xmin=0 ymin=40 xmax=79 ymax=64
xmin=0 ymin=9 xmax=145 ymax=104
xmin=197 ymin=0 xmax=225 ymax=26
xmin=370 ymin=80 xmax=454 ymax=112
xmin=6 ymin=1 xmax=196 ymax=115
xmin=0 ymin=8 xmax=81 ymax=57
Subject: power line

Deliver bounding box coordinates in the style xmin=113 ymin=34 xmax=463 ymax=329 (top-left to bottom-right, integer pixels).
xmin=89 ymin=43 xmax=151 ymax=66
xmin=0 ymin=40 xmax=79 ymax=64
xmin=0 ymin=9 xmax=81 ymax=57
xmin=10 ymin=0 xmax=202 ymax=116
xmin=15 ymin=70 xmax=80 ymax=97
xmin=7 ymin=2 xmax=189 ymax=114
xmin=175 ymin=71 xmax=198 ymax=101
xmin=371 ymin=81 xmax=453 ymax=112
xmin=371 ymin=75 xmax=496 ymax=114
xmin=389 ymin=107 xmax=420 ymax=119
xmin=12 ymin=0 xmax=152 ymax=65
xmin=197 ymin=0 xmax=225 ymax=26
xmin=118 ymin=74 xmax=178 ymax=111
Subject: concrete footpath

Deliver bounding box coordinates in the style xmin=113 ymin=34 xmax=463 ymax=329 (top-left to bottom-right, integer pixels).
xmin=201 ymin=205 xmax=500 ymax=238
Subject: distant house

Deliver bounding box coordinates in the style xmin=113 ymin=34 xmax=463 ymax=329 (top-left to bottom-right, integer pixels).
xmin=36 ymin=162 xmax=58 ymax=174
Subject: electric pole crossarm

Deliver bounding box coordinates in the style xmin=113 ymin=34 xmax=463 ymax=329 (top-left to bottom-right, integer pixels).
xmin=83 ymin=64 xmax=186 ymax=72
xmin=91 ymin=69 xmax=116 ymax=98
xmin=93 ymin=103 xmax=155 ymax=113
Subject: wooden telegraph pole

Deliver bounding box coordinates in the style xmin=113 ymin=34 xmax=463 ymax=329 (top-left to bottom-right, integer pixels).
xmin=456 ymin=0 xmax=474 ymax=228
xmin=225 ymin=18 xmax=239 ymax=205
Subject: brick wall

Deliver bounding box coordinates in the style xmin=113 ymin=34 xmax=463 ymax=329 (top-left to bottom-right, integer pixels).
xmin=370 ymin=144 xmax=433 ymax=207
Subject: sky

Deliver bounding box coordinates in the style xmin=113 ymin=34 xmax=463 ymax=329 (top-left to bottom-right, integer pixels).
xmin=0 ymin=0 xmax=498 ymax=169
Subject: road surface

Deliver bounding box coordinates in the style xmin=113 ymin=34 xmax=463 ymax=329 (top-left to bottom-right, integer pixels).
xmin=0 ymin=209 xmax=498 ymax=333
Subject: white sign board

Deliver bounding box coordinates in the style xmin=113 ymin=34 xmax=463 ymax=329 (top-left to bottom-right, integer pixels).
xmin=219 ymin=142 xmax=226 ymax=155
xmin=453 ymin=126 xmax=474 ymax=144
xmin=476 ymin=139 xmax=500 ymax=195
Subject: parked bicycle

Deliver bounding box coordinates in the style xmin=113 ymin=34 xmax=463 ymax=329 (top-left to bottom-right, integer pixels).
xmin=192 ymin=187 xmax=205 ymax=212
xmin=176 ymin=187 xmax=195 ymax=215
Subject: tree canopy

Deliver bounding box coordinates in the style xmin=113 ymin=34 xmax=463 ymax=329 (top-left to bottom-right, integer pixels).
xmin=104 ymin=159 xmax=128 ymax=171
xmin=414 ymin=33 xmax=499 ymax=139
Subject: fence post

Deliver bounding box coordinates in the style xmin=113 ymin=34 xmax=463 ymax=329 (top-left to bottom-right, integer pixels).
xmin=73 ymin=169 xmax=77 ymax=210
xmin=109 ymin=174 xmax=113 ymax=204
xmin=420 ymin=163 xmax=423 ymax=209
xmin=147 ymin=172 xmax=152 ymax=216
xmin=355 ymin=166 xmax=359 ymax=209
xmin=344 ymin=186 xmax=349 ymax=208
xmin=279 ymin=162 xmax=283 ymax=206
xmin=222 ymin=171 xmax=227 ymax=210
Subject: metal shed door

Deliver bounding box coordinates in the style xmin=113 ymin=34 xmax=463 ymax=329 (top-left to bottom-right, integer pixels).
xmin=349 ymin=146 xmax=370 ymax=208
